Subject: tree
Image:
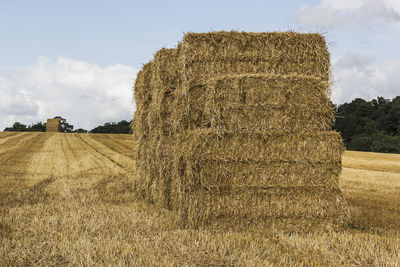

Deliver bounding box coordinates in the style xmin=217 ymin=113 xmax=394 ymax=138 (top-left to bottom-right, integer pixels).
xmin=334 ymin=96 xmax=400 ymax=153
xmin=4 ymin=122 xmax=27 ymax=132
xmin=73 ymin=128 xmax=88 ymax=133
xmin=370 ymin=133 xmax=400 ymax=153
xmin=27 ymin=122 xmax=46 ymax=132
xmin=348 ymin=134 xmax=373 ymax=151
xmin=90 ymin=120 xmax=131 ymax=134
xmin=53 ymin=116 xmax=74 ymax=132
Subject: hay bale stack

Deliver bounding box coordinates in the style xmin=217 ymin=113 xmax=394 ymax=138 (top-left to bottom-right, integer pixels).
xmin=45 ymin=118 xmax=61 ymax=132
xmin=133 ymin=49 xmax=179 ymax=208
xmin=132 ymin=31 xmax=350 ymax=233
xmin=170 ymin=31 xmax=349 ymax=232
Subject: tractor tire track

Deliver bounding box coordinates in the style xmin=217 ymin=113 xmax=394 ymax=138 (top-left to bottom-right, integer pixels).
xmin=77 ymin=134 xmax=125 ymax=169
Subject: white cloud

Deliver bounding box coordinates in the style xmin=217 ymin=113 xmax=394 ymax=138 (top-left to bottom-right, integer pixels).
xmin=292 ymin=0 xmax=400 ymax=28
xmin=2 ymin=55 xmax=398 ymax=131
xmin=335 ymin=52 xmax=375 ymax=70
xmin=331 ymin=51 xmax=400 ymax=103
xmin=0 ymin=57 xmax=137 ymax=131
xmin=321 ymin=0 xmax=363 ymax=10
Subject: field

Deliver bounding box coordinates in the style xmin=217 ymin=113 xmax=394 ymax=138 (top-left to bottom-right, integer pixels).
xmin=1 ymin=132 xmax=399 ymax=266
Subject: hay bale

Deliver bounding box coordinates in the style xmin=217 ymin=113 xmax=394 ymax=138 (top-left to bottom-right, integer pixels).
xmin=133 ymin=62 xmax=154 ymax=139
xmin=205 ymin=74 xmax=334 ymax=134
xmin=182 ymin=129 xmax=343 ymax=163
xmin=153 ymin=135 xmax=176 ymax=209
xmin=133 ymin=135 xmax=150 ymax=200
xmin=183 ymin=186 xmax=349 ymax=231
xmin=133 ymin=133 xmax=160 ymax=203
xmin=45 ymin=118 xmax=61 ymax=132
xmin=132 ymin=31 xmax=350 ymax=233
xmin=198 ymin=161 xmax=341 ymax=188
xmin=146 ymin=134 xmax=160 ymax=203
xmin=181 ymin=31 xmax=330 ymax=84
xmin=148 ymin=48 xmax=179 ymax=136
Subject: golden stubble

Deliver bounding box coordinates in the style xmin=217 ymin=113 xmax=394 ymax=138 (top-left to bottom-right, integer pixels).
xmin=0 ymin=133 xmax=399 ymax=266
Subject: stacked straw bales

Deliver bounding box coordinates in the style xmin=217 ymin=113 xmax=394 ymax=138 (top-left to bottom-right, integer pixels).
xmin=46 ymin=118 xmax=61 ymax=132
xmin=132 ymin=31 xmax=350 ymax=232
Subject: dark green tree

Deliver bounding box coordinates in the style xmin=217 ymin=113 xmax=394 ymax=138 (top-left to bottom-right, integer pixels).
xmin=334 ymin=96 xmax=400 ymax=153
xmin=73 ymin=128 xmax=88 ymax=133
xmin=4 ymin=122 xmax=27 ymax=132
xmin=53 ymin=116 xmax=74 ymax=133
xmin=90 ymin=120 xmax=131 ymax=134
xmin=27 ymin=122 xmax=46 ymax=132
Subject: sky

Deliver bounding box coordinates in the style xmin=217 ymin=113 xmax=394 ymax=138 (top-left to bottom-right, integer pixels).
xmin=1 ymin=0 xmax=400 ymax=130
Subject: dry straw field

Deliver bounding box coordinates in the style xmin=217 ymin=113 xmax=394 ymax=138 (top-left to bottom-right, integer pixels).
xmin=0 ymin=132 xmax=399 ymax=266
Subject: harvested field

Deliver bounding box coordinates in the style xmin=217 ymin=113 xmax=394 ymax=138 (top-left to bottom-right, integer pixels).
xmin=0 ymin=132 xmax=399 ymax=265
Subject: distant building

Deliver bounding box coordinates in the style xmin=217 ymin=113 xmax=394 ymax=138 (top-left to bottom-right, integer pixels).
xmin=46 ymin=118 xmax=61 ymax=132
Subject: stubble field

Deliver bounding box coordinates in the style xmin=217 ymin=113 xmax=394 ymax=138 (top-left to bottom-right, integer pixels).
xmin=0 ymin=132 xmax=399 ymax=266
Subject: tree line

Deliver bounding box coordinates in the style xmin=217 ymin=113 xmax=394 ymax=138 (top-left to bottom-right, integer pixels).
xmin=3 ymin=117 xmax=132 ymax=134
xmin=333 ymin=96 xmax=400 ymax=153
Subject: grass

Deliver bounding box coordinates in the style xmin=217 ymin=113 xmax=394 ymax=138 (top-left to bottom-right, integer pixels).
xmin=0 ymin=132 xmax=399 ymax=266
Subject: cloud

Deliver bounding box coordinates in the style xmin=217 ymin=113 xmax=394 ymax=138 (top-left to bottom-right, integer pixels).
xmin=321 ymin=0 xmax=363 ymax=10
xmin=0 ymin=78 xmax=39 ymax=116
xmin=2 ymin=54 xmax=398 ymax=131
xmin=292 ymin=0 xmax=400 ymax=29
xmin=331 ymin=51 xmax=400 ymax=103
xmin=335 ymin=51 xmax=375 ymax=70
xmin=0 ymin=57 xmax=137 ymax=131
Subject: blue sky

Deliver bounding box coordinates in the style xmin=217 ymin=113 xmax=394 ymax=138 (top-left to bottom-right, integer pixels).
xmin=1 ymin=0 xmax=307 ymax=67
xmin=1 ymin=0 xmax=400 ymax=130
